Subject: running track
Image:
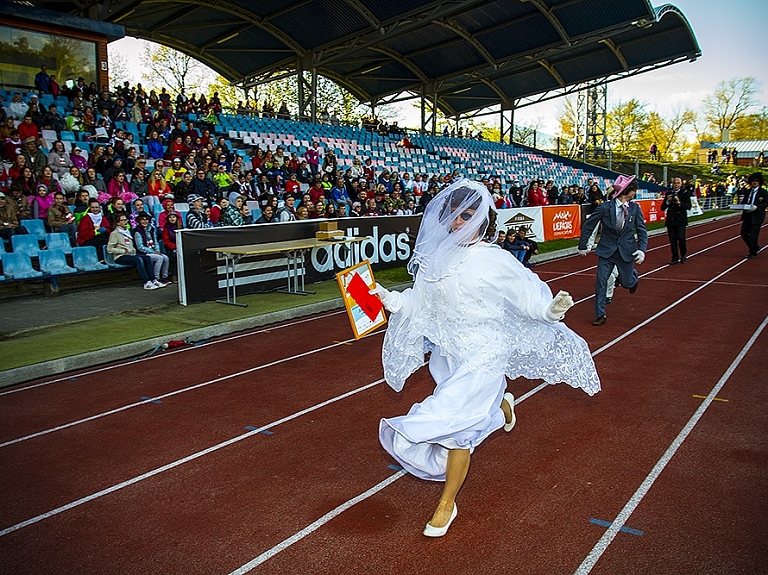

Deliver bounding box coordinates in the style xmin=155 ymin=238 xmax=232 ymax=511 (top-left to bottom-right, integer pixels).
xmin=1 ymin=217 xmax=766 ymax=575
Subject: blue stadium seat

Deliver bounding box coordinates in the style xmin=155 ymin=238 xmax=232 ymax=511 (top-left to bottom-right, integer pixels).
xmin=39 ymin=249 xmax=77 ymax=275
xmin=72 ymin=246 xmax=109 ymax=271
xmin=103 ymin=245 xmax=131 ymax=267
xmin=1 ymin=253 xmax=42 ymax=279
xmin=45 ymin=233 xmax=73 ymax=254
xmin=60 ymin=131 xmax=76 ymax=142
xmin=20 ymin=219 xmax=46 ymax=240
xmin=11 ymin=234 xmax=41 ymax=258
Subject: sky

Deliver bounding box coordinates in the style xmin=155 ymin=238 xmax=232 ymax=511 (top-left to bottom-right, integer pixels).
xmin=110 ymin=0 xmax=768 ymax=137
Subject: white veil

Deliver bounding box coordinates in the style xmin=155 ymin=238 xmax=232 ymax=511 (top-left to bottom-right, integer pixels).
xmin=408 ymin=179 xmax=495 ymax=281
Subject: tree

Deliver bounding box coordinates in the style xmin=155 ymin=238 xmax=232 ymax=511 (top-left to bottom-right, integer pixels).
xmin=140 ymin=43 xmax=207 ymax=96
xmin=641 ymin=108 xmax=695 ymax=161
xmin=731 ymin=106 xmax=768 ymax=141
xmin=703 ymin=77 xmax=759 ymax=139
xmin=607 ymin=99 xmax=647 ymax=153
xmin=108 ymin=51 xmax=132 ymax=88
xmin=555 ymin=96 xmax=578 ymax=152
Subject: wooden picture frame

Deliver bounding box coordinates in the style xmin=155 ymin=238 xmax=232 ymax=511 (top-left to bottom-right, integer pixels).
xmin=336 ymin=260 xmax=387 ymax=339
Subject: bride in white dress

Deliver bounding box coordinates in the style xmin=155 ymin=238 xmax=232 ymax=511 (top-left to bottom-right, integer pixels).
xmin=371 ymin=179 xmax=600 ymax=537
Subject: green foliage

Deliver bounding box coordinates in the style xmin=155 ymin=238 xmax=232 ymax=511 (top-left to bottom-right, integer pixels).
xmin=703 ymin=77 xmax=759 ymax=138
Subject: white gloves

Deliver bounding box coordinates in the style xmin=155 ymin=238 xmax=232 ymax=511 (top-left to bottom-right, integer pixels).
xmin=547 ymin=290 xmax=574 ymax=321
xmin=369 ymin=283 xmax=404 ymax=313
xmin=577 ymin=248 xmax=589 ymax=256
xmin=748 ymin=204 xmax=757 ymax=212
xmin=633 ymin=250 xmax=645 ymax=264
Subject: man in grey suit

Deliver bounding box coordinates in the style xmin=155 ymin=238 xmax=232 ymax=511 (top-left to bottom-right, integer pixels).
xmin=578 ymin=175 xmax=648 ymax=326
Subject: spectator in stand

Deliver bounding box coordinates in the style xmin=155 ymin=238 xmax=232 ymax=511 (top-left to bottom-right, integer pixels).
xmin=214 ymin=197 xmax=244 ymax=227
xmin=8 ymin=150 xmax=26 ymax=181
xmin=70 ymin=146 xmax=88 ymax=172
xmin=147 ymin=168 xmax=172 ymax=203
xmin=527 ymin=181 xmax=548 ymax=206
xmin=661 ymin=177 xmax=692 ymax=265
xmin=165 ymin=135 xmax=185 ymax=160
xmin=3 ymin=135 xmax=27 ymax=169
xmin=545 ymin=180 xmax=559 ymax=204
xmin=502 ymin=229 xmax=526 ymax=263
xmin=295 ymin=205 xmax=309 ymax=220
xmin=304 ymin=141 xmax=321 ymax=176
xmin=82 ymin=166 xmax=107 ymax=197
xmin=107 ymin=213 xmax=160 ymax=290
xmin=160 ymin=211 xmax=180 ymax=281
xmin=46 ymin=191 xmax=76 ymax=246
xmin=277 ymin=195 xmax=298 ymax=222
xmin=134 ymin=212 xmax=170 ymax=285
xmin=213 ymin=163 xmax=234 ymax=196
xmin=104 ymin=196 xmax=129 ymax=228
xmin=192 ymin=167 xmax=216 ymax=203
xmin=329 ymin=177 xmax=352 ymax=208
xmin=363 ymin=197 xmax=382 ymax=216
xmin=7 ymin=93 xmax=28 ymax=120
xmin=165 ymin=157 xmax=187 ymax=186
xmin=172 ymin=171 xmax=194 ymax=203
xmin=558 ymin=186 xmax=575 ymax=205
xmin=77 ymin=197 xmax=111 ymax=254
xmin=29 ymin=182 xmax=55 ymax=224
xmin=43 ymin=104 xmax=65 ymax=132
xmin=8 ymin=186 xmax=32 ymax=220
xmin=587 ymin=183 xmax=605 ymax=208
xmin=185 ymin=194 xmax=209 ymax=228
xmin=20 ymin=116 xmax=42 ymax=151
xmin=255 ymin=204 xmax=274 ymax=223
xmin=296 ymin=160 xmax=311 ymax=183
xmin=146 ymin=130 xmax=164 ymax=160
xmin=0 ymin=192 xmax=29 ymax=245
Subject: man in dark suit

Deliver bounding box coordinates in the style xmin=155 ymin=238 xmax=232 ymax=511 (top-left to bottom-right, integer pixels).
xmin=661 ymin=177 xmax=692 ymax=264
xmin=578 ymin=175 xmax=648 ymax=326
xmin=739 ymin=172 xmax=768 ymax=259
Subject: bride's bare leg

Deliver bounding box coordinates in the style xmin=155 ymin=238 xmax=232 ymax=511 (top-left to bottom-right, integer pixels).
xmin=501 ymin=396 xmax=513 ymax=424
xmin=429 ymin=448 xmax=470 ymax=527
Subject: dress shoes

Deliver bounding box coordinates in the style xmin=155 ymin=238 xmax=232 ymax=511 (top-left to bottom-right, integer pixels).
xmin=592 ymin=316 xmax=607 ymax=326
xmin=669 ymin=259 xmax=679 ymax=265
xmin=746 ymin=254 xmax=757 ymax=259
xmin=423 ymin=503 xmax=457 ymax=537
xmin=630 ymin=279 xmax=639 ymax=294
xmin=680 ymin=256 xmax=686 ymax=263
xmin=503 ymin=392 xmax=517 ymax=432
xmin=605 ymin=297 xmax=612 ymax=304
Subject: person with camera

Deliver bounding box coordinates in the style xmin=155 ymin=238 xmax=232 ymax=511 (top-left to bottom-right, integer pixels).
xmin=661 ymin=177 xmax=692 ymax=265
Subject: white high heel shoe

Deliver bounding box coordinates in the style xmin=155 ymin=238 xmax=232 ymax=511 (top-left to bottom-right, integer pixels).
xmin=423 ymin=503 xmax=457 ymax=537
xmin=503 ymin=392 xmax=517 ymax=432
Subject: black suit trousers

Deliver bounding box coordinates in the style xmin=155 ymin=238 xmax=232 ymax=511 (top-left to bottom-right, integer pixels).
xmin=666 ymin=224 xmax=687 ymax=260
xmin=741 ymin=217 xmax=762 ymax=256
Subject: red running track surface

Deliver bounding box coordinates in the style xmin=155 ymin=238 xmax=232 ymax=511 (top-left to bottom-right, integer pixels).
xmin=0 ymin=217 xmax=766 ymax=575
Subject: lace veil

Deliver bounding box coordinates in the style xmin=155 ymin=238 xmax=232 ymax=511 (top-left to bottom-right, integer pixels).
xmin=408 ymin=179 xmax=495 ymax=281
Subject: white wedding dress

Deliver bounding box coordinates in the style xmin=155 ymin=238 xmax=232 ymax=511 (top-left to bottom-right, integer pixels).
xmin=379 ymin=241 xmax=600 ymax=481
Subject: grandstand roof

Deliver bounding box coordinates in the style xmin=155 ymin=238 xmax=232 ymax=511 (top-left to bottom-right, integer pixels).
xmin=27 ymin=0 xmax=699 ymax=116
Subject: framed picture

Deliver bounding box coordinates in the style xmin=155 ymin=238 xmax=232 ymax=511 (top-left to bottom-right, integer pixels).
xmin=336 ymin=259 xmax=387 ymax=339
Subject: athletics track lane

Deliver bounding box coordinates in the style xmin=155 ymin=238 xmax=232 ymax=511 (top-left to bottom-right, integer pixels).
xmin=0 ymin=217 xmax=765 ymax=574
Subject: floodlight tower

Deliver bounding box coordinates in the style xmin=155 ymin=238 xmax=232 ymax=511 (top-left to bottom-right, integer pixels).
xmin=569 ymin=83 xmax=610 ymax=161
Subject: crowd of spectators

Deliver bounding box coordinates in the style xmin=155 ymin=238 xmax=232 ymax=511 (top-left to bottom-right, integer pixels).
xmin=2 ymin=74 xmax=756 ymax=287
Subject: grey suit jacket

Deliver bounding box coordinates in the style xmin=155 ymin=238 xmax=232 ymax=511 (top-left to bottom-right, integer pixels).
xmin=578 ymin=199 xmax=648 ymax=262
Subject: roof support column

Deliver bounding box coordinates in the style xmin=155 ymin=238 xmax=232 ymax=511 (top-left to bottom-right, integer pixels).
xmin=500 ymin=101 xmax=514 ymax=145
xmin=310 ymin=67 xmax=318 ymax=124
xmin=431 ymin=91 xmax=438 ymax=137
xmin=297 ymin=58 xmax=306 ymax=122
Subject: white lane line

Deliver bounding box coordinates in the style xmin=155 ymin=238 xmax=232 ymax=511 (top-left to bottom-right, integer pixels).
xmin=0 ymin=223 xmax=748 ymax=543
xmin=0 ymin=331 xmax=382 ymax=449
xmin=573 ymin=235 xmax=740 ymax=306
xmin=226 ymin=254 xmax=751 ymax=573
xmin=3 ymin=221 xmax=737 ymax=396
xmin=0 ymin=310 xmax=346 ymax=396
xmin=574 ymin=313 xmax=768 ymax=575
xmin=227 ymin=470 xmax=408 ymax=575
xmin=0 ymin=378 xmax=386 ymax=538
xmin=541 ymin=222 xmax=734 ymax=283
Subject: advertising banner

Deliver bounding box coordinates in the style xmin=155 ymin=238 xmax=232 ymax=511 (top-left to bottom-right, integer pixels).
xmin=542 ymin=205 xmax=581 ymax=240
xmin=635 ymin=199 xmax=666 ymax=224
xmin=496 ymin=207 xmax=545 ymax=242
xmin=177 ymin=216 xmax=421 ymax=305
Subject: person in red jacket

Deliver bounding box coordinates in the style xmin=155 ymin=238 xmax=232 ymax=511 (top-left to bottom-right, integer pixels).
xmin=526 ymin=181 xmax=548 ymax=206
xmin=77 ymin=197 xmax=111 ymax=256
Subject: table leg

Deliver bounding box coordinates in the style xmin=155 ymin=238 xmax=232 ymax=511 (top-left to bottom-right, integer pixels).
xmin=277 ymin=249 xmax=315 ymax=295
xmin=215 ymin=253 xmax=247 ymax=307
